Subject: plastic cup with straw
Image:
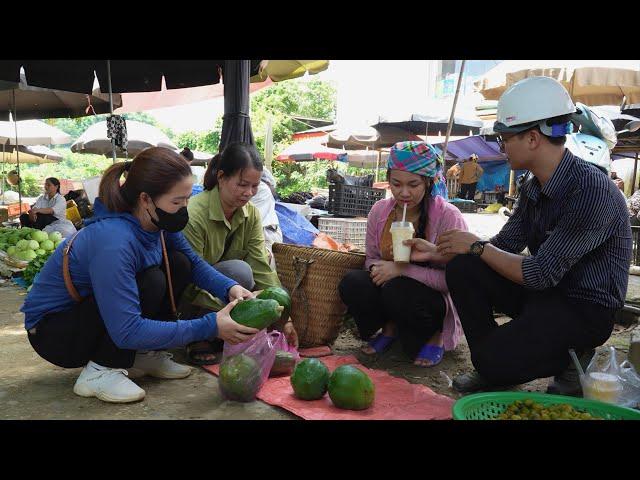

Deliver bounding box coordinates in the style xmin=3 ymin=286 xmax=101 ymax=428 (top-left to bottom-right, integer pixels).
xmin=390 ymin=202 xmax=414 ymax=263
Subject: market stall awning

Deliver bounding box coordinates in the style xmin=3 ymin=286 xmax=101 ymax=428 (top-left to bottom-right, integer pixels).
xmin=475 ymin=60 xmax=640 ymax=105
xmin=115 ymin=78 xmax=272 ymax=114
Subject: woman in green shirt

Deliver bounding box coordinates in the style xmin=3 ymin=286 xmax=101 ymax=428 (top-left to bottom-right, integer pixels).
xmin=181 ymin=143 xmax=299 ymax=364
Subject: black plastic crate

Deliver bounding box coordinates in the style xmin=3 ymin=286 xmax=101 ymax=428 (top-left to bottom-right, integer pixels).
xmin=449 ymin=199 xmax=477 ymax=213
xmin=328 ymin=183 xmax=385 ymax=217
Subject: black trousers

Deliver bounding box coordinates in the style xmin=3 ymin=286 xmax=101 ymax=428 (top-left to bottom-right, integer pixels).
xmin=458 ymin=183 xmax=477 ymax=201
xmin=445 ymin=255 xmax=616 ymax=385
xmin=338 ymin=270 xmax=445 ymax=359
xmin=27 ymin=251 xmax=192 ymax=369
xmin=20 ymin=213 xmax=57 ymax=230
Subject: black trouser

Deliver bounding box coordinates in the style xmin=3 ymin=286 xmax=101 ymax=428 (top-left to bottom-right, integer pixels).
xmin=445 ymin=255 xmax=616 ymax=385
xmin=27 ymin=251 xmax=192 ymax=369
xmin=20 ymin=212 xmax=57 ymax=230
xmin=458 ymin=182 xmax=477 ymax=200
xmin=338 ymin=270 xmax=445 ymax=359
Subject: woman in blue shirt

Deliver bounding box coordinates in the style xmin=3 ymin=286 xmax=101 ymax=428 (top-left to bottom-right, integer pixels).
xmin=21 ymin=147 xmax=257 ymax=404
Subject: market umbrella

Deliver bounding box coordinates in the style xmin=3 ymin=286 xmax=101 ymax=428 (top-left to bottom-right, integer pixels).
xmin=475 ymin=60 xmax=640 ymax=105
xmin=71 ymin=120 xmax=177 ymax=158
xmin=0 ymin=120 xmax=71 ymax=145
xmin=0 ymin=72 xmax=122 ymax=121
xmin=0 ymin=144 xmax=62 ymax=164
xmin=0 ymin=119 xmax=71 ymax=210
xmin=219 ymin=60 xmax=255 ymax=151
xmin=373 ymin=110 xmax=483 ymax=138
xmin=276 ymin=139 xmax=347 ymax=162
xmin=250 ymin=60 xmax=329 ymax=82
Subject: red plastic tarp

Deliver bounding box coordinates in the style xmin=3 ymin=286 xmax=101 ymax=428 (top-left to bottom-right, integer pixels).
xmin=204 ymin=354 xmax=455 ymax=420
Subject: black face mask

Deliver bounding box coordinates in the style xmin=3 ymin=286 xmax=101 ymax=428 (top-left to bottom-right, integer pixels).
xmin=147 ymin=200 xmax=189 ymax=233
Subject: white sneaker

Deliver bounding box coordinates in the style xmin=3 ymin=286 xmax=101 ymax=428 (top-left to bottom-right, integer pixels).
xmin=73 ymin=361 xmax=146 ymax=403
xmin=127 ymin=351 xmax=192 ymax=380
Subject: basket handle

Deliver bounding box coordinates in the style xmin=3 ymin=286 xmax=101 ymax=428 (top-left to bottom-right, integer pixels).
xmin=291 ymin=256 xmax=315 ymax=343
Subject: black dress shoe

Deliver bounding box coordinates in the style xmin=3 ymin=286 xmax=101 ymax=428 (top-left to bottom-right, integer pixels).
xmin=453 ymin=371 xmax=494 ymax=393
xmin=546 ymin=348 xmax=595 ymax=397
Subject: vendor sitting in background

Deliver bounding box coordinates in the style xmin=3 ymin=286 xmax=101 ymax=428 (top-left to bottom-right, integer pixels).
xmin=339 ymin=141 xmax=467 ymax=367
xmin=20 ymin=177 xmax=66 ymax=230
xmin=181 ymin=142 xmax=298 ymax=365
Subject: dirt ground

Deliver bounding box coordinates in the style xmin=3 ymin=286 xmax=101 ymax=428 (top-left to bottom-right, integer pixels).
xmin=1 ymin=276 xmax=637 ymax=419
xmin=2 ymin=212 xmax=638 ymax=419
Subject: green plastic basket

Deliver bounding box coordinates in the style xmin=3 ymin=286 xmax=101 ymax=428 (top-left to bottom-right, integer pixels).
xmin=452 ymin=391 xmax=640 ymax=420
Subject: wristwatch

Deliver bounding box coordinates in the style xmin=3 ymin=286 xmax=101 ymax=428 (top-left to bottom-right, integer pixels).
xmin=469 ymin=240 xmax=489 ymax=257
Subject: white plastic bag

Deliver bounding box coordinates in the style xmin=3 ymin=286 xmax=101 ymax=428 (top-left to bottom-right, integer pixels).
xmin=580 ymin=346 xmax=624 ymax=405
xmin=618 ymin=360 xmax=640 ymax=409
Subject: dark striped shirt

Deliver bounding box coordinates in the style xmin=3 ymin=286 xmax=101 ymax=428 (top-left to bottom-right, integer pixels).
xmin=490 ymin=149 xmax=632 ymax=310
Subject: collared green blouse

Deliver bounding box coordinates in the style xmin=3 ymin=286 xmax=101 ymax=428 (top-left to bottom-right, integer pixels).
xmin=182 ymin=186 xmax=281 ymax=311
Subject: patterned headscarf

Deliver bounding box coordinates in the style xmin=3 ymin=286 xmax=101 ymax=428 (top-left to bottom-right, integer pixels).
xmin=387 ymin=141 xmax=448 ymax=199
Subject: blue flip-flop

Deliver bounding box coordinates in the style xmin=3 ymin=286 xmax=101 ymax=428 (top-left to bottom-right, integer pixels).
xmin=365 ymin=334 xmax=396 ymax=355
xmin=415 ymin=344 xmax=444 ymax=367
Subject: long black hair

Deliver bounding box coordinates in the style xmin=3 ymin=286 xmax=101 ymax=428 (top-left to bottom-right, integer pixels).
xmin=203 ymin=142 xmax=263 ymax=191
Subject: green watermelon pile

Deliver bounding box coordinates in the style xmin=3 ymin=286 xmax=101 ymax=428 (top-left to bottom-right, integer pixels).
xmin=0 ymin=227 xmax=62 ymax=263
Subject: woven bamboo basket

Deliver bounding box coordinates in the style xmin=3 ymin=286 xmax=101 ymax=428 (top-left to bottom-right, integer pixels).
xmin=272 ymin=243 xmax=366 ymax=347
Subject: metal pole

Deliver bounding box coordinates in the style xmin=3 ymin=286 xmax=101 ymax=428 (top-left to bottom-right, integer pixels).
xmin=508 ymin=169 xmax=516 ymax=196
xmin=11 ymin=89 xmax=23 ymax=216
xmin=107 ymin=60 xmax=117 ymax=163
xmin=633 ymin=152 xmax=639 ymax=195
xmin=441 ymin=60 xmax=466 ymax=162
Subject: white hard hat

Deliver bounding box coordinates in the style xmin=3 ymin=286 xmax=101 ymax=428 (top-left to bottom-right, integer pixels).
xmin=565 ymin=133 xmax=611 ymax=174
xmin=494 ymin=76 xmax=577 ymax=135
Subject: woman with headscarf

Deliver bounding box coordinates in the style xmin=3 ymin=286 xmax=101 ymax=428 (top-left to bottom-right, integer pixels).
xmin=338 ymin=141 xmax=468 ymax=367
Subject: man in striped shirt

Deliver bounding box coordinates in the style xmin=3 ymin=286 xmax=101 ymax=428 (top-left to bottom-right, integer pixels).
xmin=434 ymin=77 xmax=632 ymax=394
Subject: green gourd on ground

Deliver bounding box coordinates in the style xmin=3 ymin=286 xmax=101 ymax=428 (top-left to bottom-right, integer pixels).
xmin=290 ymin=358 xmax=330 ymax=400
xmin=230 ymin=298 xmax=284 ymax=330
xmin=256 ymin=287 xmax=291 ymax=322
xmin=218 ymin=354 xmax=263 ymax=402
xmin=328 ymin=365 xmax=375 ymax=410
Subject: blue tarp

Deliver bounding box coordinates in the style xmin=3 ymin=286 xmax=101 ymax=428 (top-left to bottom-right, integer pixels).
xmin=275 ymin=202 xmax=318 ymax=246
xmin=191 ymin=184 xmax=204 ymax=197
xmin=477 ymin=160 xmax=510 ymax=192
xmin=435 ymin=136 xmax=506 ymax=162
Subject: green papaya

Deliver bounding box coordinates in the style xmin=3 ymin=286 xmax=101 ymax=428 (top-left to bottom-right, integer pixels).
xmin=230 ymin=298 xmax=284 ymax=330
xmin=290 ymin=358 xmax=330 ymax=400
xmin=257 ymin=286 xmax=291 ymax=322
xmin=219 ymin=354 xmax=262 ymax=402
xmin=328 ymin=365 xmax=375 ymax=410
xmin=269 ymin=350 xmax=296 ymax=377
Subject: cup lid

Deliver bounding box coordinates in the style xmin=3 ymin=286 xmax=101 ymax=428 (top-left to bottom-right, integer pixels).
xmin=391 ymin=221 xmax=414 ymax=228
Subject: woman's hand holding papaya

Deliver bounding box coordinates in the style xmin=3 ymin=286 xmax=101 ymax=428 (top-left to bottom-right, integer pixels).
xmin=215 ymin=299 xmax=259 ymax=345
xmin=228 ymin=285 xmax=254 ymax=302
